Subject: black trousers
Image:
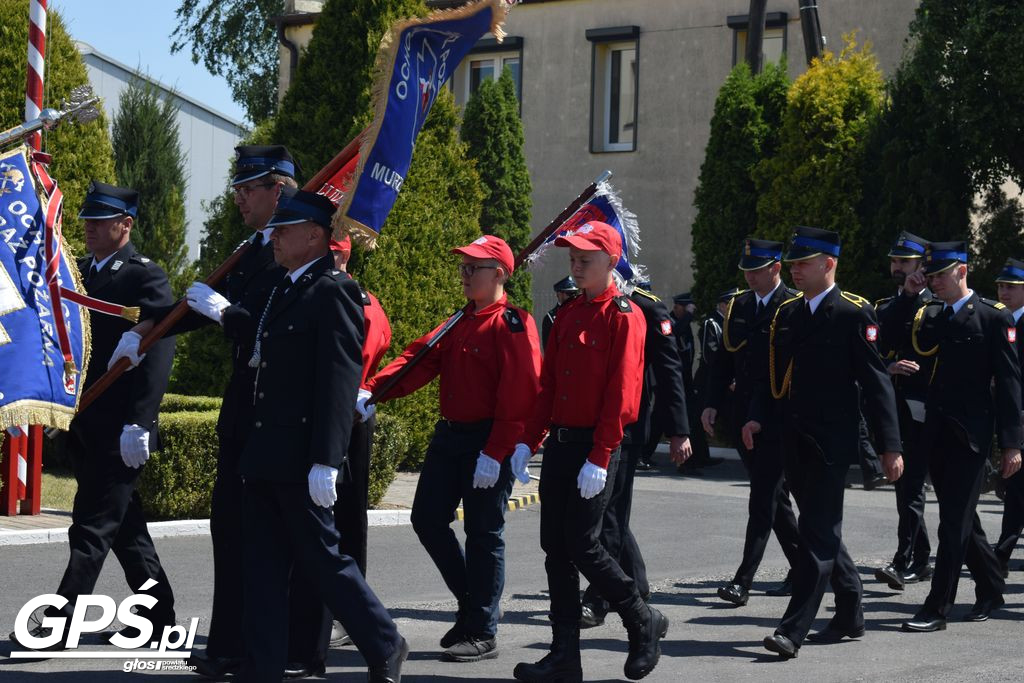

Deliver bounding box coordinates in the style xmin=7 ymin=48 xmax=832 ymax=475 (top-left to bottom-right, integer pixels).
xmin=891 ymin=402 xmax=931 ymax=571
xmin=996 ymin=469 xmax=1024 ymax=566
xmin=241 ymin=479 xmax=399 ymax=682
xmin=582 ymin=438 xmax=650 ymax=611
xmin=55 ymin=431 xmax=174 ymax=620
xmin=206 ymin=437 xmax=322 ymax=663
xmin=732 ymin=430 xmax=801 ymax=588
xmin=410 ymin=421 xmax=515 ymax=639
xmin=539 ymin=441 xmax=637 ymax=625
xmin=777 ymin=436 xmax=861 ymax=645
xmin=922 ymin=422 xmax=1004 ymax=617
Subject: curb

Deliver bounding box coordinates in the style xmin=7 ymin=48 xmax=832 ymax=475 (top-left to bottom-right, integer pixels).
xmin=454 ymin=491 xmax=541 ymax=521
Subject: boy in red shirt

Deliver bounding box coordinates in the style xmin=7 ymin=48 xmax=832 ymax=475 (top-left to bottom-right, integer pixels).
xmin=513 ymin=222 xmax=668 ymax=682
xmin=363 ymin=235 xmax=541 ymax=663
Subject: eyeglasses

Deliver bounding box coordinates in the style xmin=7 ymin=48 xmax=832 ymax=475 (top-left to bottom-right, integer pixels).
xmin=458 ymin=264 xmax=497 ymax=278
xmin=232 ymin=183 xmax=276 ymax=199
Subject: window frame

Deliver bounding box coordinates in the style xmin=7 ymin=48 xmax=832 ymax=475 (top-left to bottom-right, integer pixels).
xmin=727 ymin=11 xmax=789 ymax=67
xmin=587 ymin=25 xmax=640 ymax=154
xmin=455 ymin=36 xmax=524 ymax=112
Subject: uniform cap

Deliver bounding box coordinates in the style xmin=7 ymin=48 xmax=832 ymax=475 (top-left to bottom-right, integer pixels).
xmin=739 ymin=238 xmax=784 ymax=270
xmin=451 ymin=234 xmax=514 ymax=275
xmin=78 ymin=180 xmax=138 ymax=219
xmin=995 ymin=257 xmax=1024 ymax=284
xmin=784 ymin=226 xmax=840 ymax=261
xmin=266 ymin=187 xmax=335 ymax=230
xmin=233 ymin=144 xmax=298 ymax=185
xmin=329 ymin=235 xmax=352 ymax=258
xmin=888 ymin=230 xmax=928 ymax=259
xmin=553 ymin=221 xmax=621 ymax=260
xmin=923 ymin=241 xmax=968 ymax=275
xmin=553 ymin=275 xmax=579 ymax=292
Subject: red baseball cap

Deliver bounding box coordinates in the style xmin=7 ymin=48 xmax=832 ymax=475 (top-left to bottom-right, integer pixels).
xmin=329 ymin=235 xmax=352 ymax=258
xmin=451 ymin=235 xmax=514 ymax=275
xmin=554 ymin=221 xmax=621 ymax=260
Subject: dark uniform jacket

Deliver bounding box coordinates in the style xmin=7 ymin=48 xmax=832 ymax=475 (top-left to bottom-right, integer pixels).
xmin=235 ymin=255 xmax=365 ymax=483
xmin=73 ymin=243 xmax=175 ymax=453
xmin=626 ymin=289 xmax=689 ymax=444
xmin=751 ymin=286 xmax=901 ymax=465
xmin=875 ymin=289 xmax=936 ymax=405
xmin=541 ymin=304 xmax=558 ymax=350
xmin=147 ymin=233 xmax=285 ymax=443
xmin=909 ymin=292 xmax=1022 ymax=454
xmin=707 ymin=283 xmax=796 ymax=437
xmin=670 ymin=310 xmax=696 ymax=383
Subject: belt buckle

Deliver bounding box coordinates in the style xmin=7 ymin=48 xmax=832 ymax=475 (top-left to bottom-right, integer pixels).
xmin=556 ymin=428 xmax=568 ymax=443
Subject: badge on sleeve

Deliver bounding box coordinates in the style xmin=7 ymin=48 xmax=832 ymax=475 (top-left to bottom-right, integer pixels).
xmin=865 ymin=325 xmax=878 ymax=342
xmin=660 ymin=319 xmax=672 ymax=336
xmin=1009 ymin=327 xmax=1017 ymax=344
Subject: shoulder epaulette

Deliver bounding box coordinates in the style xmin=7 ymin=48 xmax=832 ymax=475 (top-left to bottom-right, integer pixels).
xmin=874 ymin=295 xmax=894 ymax=309
xmin=778 ymin=292 xmax=805 ymax=308
xmin=632 ymin=288 xmax=659 ymax=303
xmin=128 ymin=253 xmax=152 ymax=265
xmin=502 ymin=307 xmax=526 ymax=332
xmin=981 ymin=297 xmax=1006 ymax=310
xmin=358 ymin=284 xmax=371 ymax=307
xmin=840 ymin=291 xmax=869 ymax=308
xmin=613 ymin=295 xmax=633 ymax=313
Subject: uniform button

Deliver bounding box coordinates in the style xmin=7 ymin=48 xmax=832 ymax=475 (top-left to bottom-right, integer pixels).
xmin=260 ymin=361 xmax=267 ymax=368
xmin=301 ymin=417 xmax=307 ymax=423
xmin=258 ymin=392 xmax=264 ymax=399
xmin=288 ymin=324 xmax=294 ymax=330
xmin=564 ymin=370 xmax=571 ymax=375
xmin=255 ymin=421 xmax=262 ymax=428
xmin=561 ymin=395 xmax=568 ymax=401
xmin=568 ymin=343 xmax=575 ymax=349
xmin=262 ymin=331 xmax=268 ymax=338
xmin=473 ymin=347 xmax=479 ymax=353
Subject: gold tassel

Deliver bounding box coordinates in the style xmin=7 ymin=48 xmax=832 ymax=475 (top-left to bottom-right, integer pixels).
xmin=63 ymin=360 xmax=78 ymax=375
xmin=119 ymin=306 xmax=140 ymax=323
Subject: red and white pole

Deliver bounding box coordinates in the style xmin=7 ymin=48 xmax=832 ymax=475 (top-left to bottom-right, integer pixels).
xmin=25 ymin=0 xmax=48 ymax=151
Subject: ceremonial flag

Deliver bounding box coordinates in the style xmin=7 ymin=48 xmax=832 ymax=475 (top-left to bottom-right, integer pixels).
xmin=530 ymin=179 xmax=643 ymax=282
xmin=335 ymin=0 xmax=508 ymax=245
xmin=0 ymin=147 xmax=88 ymax=430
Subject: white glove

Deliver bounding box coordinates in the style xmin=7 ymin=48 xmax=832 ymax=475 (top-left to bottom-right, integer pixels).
xmin=511 ymin=443 xmax=532 ymax=484
xmin=308 ymin=464 xmax=339 ymax=508
xmin=119 ymin=424 xmax=150 ymax=469
xmin=473 ymin=453 xmax=501 ymax=489
xmin=108 ymin=331 xmax=146 ymax=370
xmin=186 ymin=282 xmax=230 ymax=323
xmin=355 ymin=388 xmax=375 ymax=423
xmin=576 ymin=461 xmax=608 ymax=500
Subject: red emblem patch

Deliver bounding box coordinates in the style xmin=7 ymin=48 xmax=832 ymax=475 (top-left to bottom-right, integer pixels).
xmin=1009 ymin=327 xmax=1017 ymax=344
xmin=660 ymin=320 xmax=672 ymax=336
xmin=865 ymin=325 xmax=878 ymax=342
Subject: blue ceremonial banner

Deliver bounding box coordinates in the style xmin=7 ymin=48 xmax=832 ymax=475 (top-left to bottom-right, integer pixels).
xmin=533 ymin=180 xmax=643 ymax=282
xmin=0 ymin=147 xmax=88 ymax=431
xmin=336 ymin=0 xmax=507 ymax=244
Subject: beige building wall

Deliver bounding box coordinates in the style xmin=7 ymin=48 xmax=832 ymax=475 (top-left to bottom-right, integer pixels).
xmin=448 ymin=0 xmax=920 ymax=314
xmin=277 ymin=0 xmax=324 ymax=103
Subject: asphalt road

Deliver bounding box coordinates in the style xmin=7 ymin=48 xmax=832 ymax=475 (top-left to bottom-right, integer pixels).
xmin=1 ymin=457 xmax=1021 ymax=681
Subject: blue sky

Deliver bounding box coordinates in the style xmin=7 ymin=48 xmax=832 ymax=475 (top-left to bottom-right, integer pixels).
xmin=51 ymin=0 xmax=248 ymax=123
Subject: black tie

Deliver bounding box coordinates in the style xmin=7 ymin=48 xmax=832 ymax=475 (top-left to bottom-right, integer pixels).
xmin=756 ymin=300 xmax=765 ymax=317
xmin=941 ymin=306 xmax=954 ymax=321
xmin=87 ymin=263 xmax=98 ymax=285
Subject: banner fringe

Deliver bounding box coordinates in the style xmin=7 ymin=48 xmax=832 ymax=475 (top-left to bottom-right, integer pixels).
xmin=0 ymin=400 xmax=76 ymax=433
xmin=334 ymin=0 xmax=507 ymax=249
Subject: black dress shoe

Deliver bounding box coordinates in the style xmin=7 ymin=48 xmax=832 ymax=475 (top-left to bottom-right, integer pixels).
xmin=635 ymin=460 xmax=653 ymax=471
xmin=763 ymin=633 xmax=798 ymax=658
xmin=283 ymin=661 xmax=326 ymax=679
xmin=964 ymin=596 xmax=1004 ymax=622
xmin=902 ymin=611 xmax=946 ymax=632
xmin=187 ymin=653 xmax=243 ymax=680
xmin=369 ymin=636 xmax=409 ymax=683
xmin=765 ymin=574 xmax=793 ymax=597
xmin=806 ymin=621 xmax=865 ymax=643
xmin=441 ymin=636 xmax=498 ymax=662
xmin=579 ymin=602 xmax=606 ymax=629
xmin=717 ymin=583 xmax=749 ymax=606
xmin=863 ymin=473 xmax=888 ymax=490
xmin=874 ymin=564 xmax=905 ymax=590
xmin=902 ymin=563 xmax=933 ymax=584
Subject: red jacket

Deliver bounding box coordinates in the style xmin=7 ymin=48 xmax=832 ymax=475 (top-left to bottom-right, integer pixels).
xmin=522 ymin=282 xmax=646 ymax=468
xmin=360 ymin=288 xmax=391 ymax=388
xmin=367 ymin=295 xmax=542 ymax=461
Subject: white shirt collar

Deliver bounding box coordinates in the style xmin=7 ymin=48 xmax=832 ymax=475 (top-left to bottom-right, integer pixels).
xmin=287 ymin=256 xmax=322 ymax=284
xmin=260 ymin=227 xmax=275 ymax=244
xmin=1013 ymin=306 xmax=1024 ymax=324
xmin=945 ymin=289 xmax=974 ymax=315
xmin=805 ymin=283 xmax=836 ymax=314
xmin=756 ymin=281 xmax=782 ymax=308
xmin=90 ymin=252 xmax=117 ymax=272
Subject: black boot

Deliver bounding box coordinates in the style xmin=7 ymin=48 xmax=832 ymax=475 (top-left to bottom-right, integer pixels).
xmin=615 ymin=595 xmax=669 ymax=680
xmin=513 ymin=622 xmax=583 ymax=682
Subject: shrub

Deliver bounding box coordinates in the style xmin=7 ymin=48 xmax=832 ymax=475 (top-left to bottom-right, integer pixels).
xmin=140 ymin=410 xmax=219 ymax=520
xmin=160 ymin=393 xmax=222 ymax=413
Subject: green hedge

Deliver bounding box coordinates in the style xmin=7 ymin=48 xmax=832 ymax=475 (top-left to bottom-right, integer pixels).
xmin=137 ymin=402 xmax=407 ymax=519
xmin=160 ymin=393 xmax=223 ymax=413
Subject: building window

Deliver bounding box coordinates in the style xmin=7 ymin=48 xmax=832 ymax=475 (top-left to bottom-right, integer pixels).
xmin=451 ymin=36 xmax=523 ymax=109
xmin=728 ymin=12 xmax=789 ymax=66
xmin=587 ymin=26 xmax=640 ymax=153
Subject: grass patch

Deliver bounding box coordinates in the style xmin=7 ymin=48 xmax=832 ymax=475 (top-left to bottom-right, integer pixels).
xmin=42 ymin=467 xmax=77 ymax=511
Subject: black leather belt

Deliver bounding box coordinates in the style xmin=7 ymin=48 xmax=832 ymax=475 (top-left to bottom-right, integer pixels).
xmin=440 ymin=419 xmax=493 ymax=433
xmin=551 ymin=426 xmax=595 ymax=443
